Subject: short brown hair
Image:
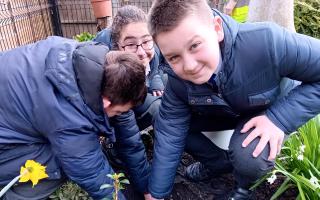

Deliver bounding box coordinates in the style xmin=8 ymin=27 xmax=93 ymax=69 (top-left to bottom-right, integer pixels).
xmin=148 ymin=0 xmax=212 ymax=40
xmin=101 ymin=51 xmax=147 ymax=106
xmin=111 ymin=5 xmax=147 ymax=49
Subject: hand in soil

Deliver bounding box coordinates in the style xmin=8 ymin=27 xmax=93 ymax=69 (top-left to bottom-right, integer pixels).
xmin=144 ymin=193 xmax=163 ymax=200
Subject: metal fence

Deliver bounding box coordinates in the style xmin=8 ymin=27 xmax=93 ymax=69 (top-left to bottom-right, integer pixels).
xmin=58 ymin=0 xmax=96 ymax=39
xmin=0 ymin=0 xmax=60 ymax=51
xmin=112 ymin=0 xmax=153 ymax=14
xmin=0 ymin=0 xmax=225 ymax=51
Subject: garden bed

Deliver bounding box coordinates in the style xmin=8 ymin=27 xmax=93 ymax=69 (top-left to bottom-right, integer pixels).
xmin=122 ymin=152 xmax=298 ymax=200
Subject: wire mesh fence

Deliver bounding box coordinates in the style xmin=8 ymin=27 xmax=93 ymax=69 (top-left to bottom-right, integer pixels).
xmin=0 ymin=0 xmax=226 ymax=51
xmin=112 ymin=0 xmax=153 ymax=14
xmin=57 ymin=0 xmax=96 ymax=39
xmin=0 ymin=0 xmax=57 ymax=51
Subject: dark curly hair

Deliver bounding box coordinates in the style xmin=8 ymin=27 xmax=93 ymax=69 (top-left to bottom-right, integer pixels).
xmin=111 ymin=5 xmax=147 ymax=49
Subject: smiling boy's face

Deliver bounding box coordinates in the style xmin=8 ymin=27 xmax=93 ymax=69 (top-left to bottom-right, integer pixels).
xmin=118 ymin=22 xmax=155 ymax=67
xmin=156 ymin=14 xmax=224 ymax=84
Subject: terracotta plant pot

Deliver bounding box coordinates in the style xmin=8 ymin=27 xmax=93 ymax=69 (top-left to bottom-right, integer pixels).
xmin=91 ymin=0 xmax=112 ymax=18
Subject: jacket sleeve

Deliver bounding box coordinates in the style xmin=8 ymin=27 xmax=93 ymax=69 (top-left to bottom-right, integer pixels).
xmin=149 ymin=47 xmax=165 ymax=91
xmin=148 ymin=77 xmax=191 ymax=198
xmin=110 ymin=110 xmax=150 ymax=193
xmin=47 ymin=126 xmax=120 ymax=200
xmin=266 ymin=25 xmax=320 ymax=133
xmin=93 ymin=28 xmax=113 ymax=50
xmin=149 ymin=73 xmax=165 ymax=92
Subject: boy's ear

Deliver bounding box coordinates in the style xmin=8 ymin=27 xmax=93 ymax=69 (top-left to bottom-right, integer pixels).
xmin=213 ymin=16 xmax=224 ymax=42
xmin=102 ymin=97 xmax=111 ymax=109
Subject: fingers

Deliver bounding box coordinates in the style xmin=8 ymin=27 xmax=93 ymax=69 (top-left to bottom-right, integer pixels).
xmin=153 ymin=90 xmax=164 ymax=96
xmin=241 ymin=118 xmax=256 ymax=133
xmin=268 ymin=138 xmax=278 ymax=160
xmin=252 ymin=135 xmax=269 ymax=158
xmin=244 ymin=130 xmax=278 ymax=159
xmin=157 ymin=90 xmax=164 ymax=96
xmin=242 ymin=128 xmax=259 ymax=147
xmin=144 ymin=193 xmax=152 ymax=200
xmin=241 ymin=115 xmax=284 ymax=160
xmin=277 ymin=134 xmax=284 ymax=155
xmin=277 ymin=139 xmax=281 ymax=155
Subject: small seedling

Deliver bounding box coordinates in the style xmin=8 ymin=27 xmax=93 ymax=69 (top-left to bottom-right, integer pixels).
xmin=100 ymin=173 xmax=130 ymax=200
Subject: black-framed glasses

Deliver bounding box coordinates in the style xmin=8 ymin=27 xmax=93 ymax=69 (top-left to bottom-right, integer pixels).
xmin=121 ymin=40 xmax=154 ymax=53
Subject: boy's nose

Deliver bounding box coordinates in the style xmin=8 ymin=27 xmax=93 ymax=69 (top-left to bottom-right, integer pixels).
xmin=136 ymin=45 xmax=147 ymax=56
xmin=183 ymin=57 xmax=197 ymax=73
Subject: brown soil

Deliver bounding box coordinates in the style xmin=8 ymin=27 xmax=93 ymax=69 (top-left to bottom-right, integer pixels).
xmin=117 ymin=133 xmax=298 ymax=200
xmin=121 ymin=152 xmax=297 ymax=200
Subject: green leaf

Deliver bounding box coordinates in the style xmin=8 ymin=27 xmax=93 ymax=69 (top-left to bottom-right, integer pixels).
xmin=100 ymin=184 xmax=113 ymax=189
xmin=117 ymin=173 xmax=125 ymax=178
xmin=107 ymin=174 xmax=114 ymax=179
xmin=270 ymin=178 xmax=293 ymax=200
xmin=120 ymin=179 xmax=130 ymax=184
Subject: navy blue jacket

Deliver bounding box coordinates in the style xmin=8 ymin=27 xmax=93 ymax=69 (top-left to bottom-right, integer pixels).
xmin=94 ymin=28 xmax=165 ymax=113
xmin=148 ymin=11 xmax=320 ymax=198
xmin=0 ymin=37 xmax=149 ymax=199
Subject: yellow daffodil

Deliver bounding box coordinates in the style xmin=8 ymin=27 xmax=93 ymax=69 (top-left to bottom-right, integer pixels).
xmin=19 ymin=160 xmax=49 ymax=187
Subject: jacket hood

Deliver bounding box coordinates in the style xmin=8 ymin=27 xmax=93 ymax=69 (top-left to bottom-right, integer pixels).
xmin=72 ymin=42 xmax=110 ymax=115
xmin=44 ymin=41 xmax=115 ymax=141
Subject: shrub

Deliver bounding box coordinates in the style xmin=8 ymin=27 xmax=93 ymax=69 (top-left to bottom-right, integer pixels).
xmin=294 ymin=0 xmax=320 ymax=39
xmin=73 ymin=32 xmax=96 ymax=42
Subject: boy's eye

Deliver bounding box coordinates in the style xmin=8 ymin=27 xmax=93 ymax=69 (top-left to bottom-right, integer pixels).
xmin=190 ymin=42 xmax=201 ymax=50
xmin=142 ymin=39 xmax=152 ymax=44
xmin=126 ymin=44 xmax=136 ymax=47
xmin=168 ymin=55 xmax=179 ymax=63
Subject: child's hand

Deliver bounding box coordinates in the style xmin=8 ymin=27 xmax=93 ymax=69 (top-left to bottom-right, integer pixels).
xmin=152 ymin=90 xmax=164 ymax=96
xmin=144 ymin=193 xmax=163 ymax=200
xmin=240 ymin=115 xmax=284 ymax=161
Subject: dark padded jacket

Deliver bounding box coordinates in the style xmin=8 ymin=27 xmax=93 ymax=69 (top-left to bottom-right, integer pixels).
xmin=148 ymin=10 xmax=320 ymax=198
xmin=0 ymin=36 xmax=149 ymax=199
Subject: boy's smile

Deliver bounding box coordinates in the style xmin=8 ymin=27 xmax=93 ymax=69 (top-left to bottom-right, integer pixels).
xmin=156 ymin=15 xmax=224 ymax=84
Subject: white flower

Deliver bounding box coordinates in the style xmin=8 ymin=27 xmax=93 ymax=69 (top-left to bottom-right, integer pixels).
xmin=278 ymin=156 xmax=290 ymax=161
xmin=309 ymin=176 xmax=320 ymax=189
xmin=297 ymin=154 xmax=304 ymax=161
xmin=267 ymin=174 xmax=277 ymax=184
xmin=299 ymin=145 xmax=306 ymax=153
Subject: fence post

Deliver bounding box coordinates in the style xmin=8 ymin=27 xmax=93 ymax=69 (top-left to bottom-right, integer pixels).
xmin=48 ymin=0 xmax=62 ymax=36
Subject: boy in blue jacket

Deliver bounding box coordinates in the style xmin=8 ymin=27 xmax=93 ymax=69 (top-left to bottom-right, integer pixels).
xmin=146 ymin=0 xmax=320 ymax=199
xmin=94 ymin=5 xmax=165 ymax=130
xmin=0 ymin=37 xmax=149 ymax=200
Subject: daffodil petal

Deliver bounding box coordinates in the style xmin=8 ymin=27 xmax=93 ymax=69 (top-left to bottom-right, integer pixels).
xmin=18 ymin=160 xmax=49 ymax=186
xmin=30 ymin=176 xmax=39 ymax=187
xmin=19 ymin=167 xmax=30 ymax=183
xmin=37 ymin=171 xmax=49 ymax=180
xmin=25 ymin=160 xmax=35 ymax=168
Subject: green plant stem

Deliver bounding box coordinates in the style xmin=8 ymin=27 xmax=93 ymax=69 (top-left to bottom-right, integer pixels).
xmin=114 ymin=180 xmax=118 ymax=200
